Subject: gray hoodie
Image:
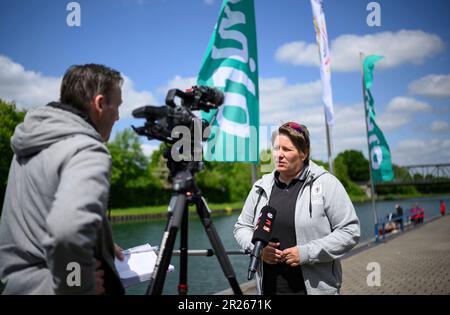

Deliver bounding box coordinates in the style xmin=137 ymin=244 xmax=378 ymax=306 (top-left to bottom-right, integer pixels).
xmin=0 ymin=104 xmax=123 ymax=294
xmin=234 ymin=161 xmax=360 ymax=295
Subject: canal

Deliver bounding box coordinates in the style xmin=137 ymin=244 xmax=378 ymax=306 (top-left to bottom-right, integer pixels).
xmin=112 ymin=195 xmax=450 ymax=295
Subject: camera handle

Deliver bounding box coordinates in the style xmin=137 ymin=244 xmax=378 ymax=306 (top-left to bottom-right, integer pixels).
xmin=146 ymin=167 xmax=243 ymax=295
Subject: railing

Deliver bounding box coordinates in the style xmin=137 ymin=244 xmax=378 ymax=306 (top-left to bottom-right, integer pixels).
xmin=374 ymin=211 xmax=425 ymax=242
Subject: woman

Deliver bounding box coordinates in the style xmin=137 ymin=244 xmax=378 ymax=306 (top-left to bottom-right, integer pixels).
xmin=440 ymin=200 xmax=446 ymax=216
xmin=234 ymin=122 xmax=360 ymax=295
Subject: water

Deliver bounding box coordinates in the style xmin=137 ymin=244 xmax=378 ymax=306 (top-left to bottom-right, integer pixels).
xmin=112 ymin=195 xmax=450 ymax=295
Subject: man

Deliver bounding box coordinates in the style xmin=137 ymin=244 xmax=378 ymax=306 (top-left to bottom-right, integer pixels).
xmin=394 ymin=204 xmax=404 ymax=231
xmin=0 ymin=64 xmax=125 ymax=294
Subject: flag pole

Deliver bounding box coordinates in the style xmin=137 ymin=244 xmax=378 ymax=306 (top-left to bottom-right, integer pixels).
xmin=360 ymin=52 xmax=379 ymax=239
xmin=325 ymin=116 xmax=334 ymax=174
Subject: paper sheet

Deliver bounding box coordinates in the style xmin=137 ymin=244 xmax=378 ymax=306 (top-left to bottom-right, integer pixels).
xmin=114 ymin=243 xmax=174 ymax=288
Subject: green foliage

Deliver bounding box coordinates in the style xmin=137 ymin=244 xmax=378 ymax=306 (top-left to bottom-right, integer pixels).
xmin=196 ymin=161 xmax=253 ymax=203
xmin=312 ymin=159 xmax=329 ymax=171
xmin=0 ymin=100 xmax=26 ymax=185
xmin=107 ymin=129 xmax=149 ymax=187
xmin=376 ymin=164 xmax=419 ymax=196
xmin=336 ymin=150 xmax=369 ymax=182
xmin=107 ymin=129 xmax=170 ymax=208
xmin=148 ymin=143 xmax=171 ymax=188
xmin=0 ymin=100 xmax=26 ymax=208
xmin=334 ymin=155 xmax=367 ymax=198
xmin=392 ymin=164 xmax=412 ymax=181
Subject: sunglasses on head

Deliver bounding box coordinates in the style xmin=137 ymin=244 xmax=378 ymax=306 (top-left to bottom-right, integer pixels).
xmin=285 ymin=122 xmax=304 ymax=134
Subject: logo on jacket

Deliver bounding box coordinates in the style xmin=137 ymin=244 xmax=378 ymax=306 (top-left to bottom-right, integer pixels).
xmin=313 ymin=184 xmax=322 ymax=195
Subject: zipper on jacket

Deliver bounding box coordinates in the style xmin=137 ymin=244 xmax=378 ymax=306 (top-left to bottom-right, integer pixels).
xmin=307 ymin=172 xmax=327 ymax=218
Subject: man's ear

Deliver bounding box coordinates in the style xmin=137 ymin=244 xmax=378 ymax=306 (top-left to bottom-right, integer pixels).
xmin=93 ymin=94 xmax=105 ymax=113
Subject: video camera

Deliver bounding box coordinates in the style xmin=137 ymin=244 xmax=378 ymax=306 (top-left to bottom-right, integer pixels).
xmin=131 ymin=86 xmax=224 ymax=144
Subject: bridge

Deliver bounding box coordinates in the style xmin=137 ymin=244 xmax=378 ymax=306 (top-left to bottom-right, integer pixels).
xmin=375 ymin=163 xmax=450 ymax=187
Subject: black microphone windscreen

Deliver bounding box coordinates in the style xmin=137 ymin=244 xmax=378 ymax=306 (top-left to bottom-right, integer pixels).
xmin=251 ymin=205 xmax=277 ymax=245
xmin=132 ymin=105 xmax=168 ymax=119
xmin=212 ymin=88 xmax=224 ymax=106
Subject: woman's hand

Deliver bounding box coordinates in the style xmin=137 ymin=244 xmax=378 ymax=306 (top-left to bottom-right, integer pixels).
xmin=261 ymin=242 xmax=283 ymax=264
xmin=282 ymin=246 xmax=300 ymax=267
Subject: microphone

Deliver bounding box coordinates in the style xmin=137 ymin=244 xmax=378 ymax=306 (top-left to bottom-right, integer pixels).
xmin=132 ymin=105 xmax=168 ymax=120
xmin=247 ymin=205 xmax=277 ymax=280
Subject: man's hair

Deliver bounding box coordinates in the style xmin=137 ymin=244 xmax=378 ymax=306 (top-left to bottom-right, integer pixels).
xmin=60 ymin=64 xmax=123 ymax=112
xmin=272 ymin=122 xmax=311 ymax=163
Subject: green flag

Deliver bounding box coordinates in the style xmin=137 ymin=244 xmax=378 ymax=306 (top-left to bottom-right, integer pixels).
xmin=363 ymin=55 xmax=394 ymax=183
xmin=197 ymin=0 xmax=259 ymax=162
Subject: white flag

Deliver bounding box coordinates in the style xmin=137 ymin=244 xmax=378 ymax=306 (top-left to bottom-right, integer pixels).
xmin=311 ymin=0 xmax=334 ymax=126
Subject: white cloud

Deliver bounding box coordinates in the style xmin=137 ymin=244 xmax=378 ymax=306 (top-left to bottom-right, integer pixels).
xmin=408 ymin=74 xmax=450 ymax=99
xmin=259 ymin=77 xmax=322 ymax=125
xmin=256 ymin=77 xmax=371 ymax=160
xmin=0 ymin=54 xmax=156 ymax=119
xmin=373 ymin=96 xmax=433 ymax=132
xmin=0 ymin=55 xmax=60 ymax=108
xmin=274 ymin=42 xmax=319 ymax=67
xmin=431 ymin=120 xmax=450 ymax=133
xmin=203 ymin=0 xmax=215 ymax=5
xmin=120 ymin=75 xmax=158 ymax=119
xmin=393 ymin=139 xmax=450 ymax=165
xmin=378 ymin=112 xmax=412 ymax=132
xmin=275 ymin=30 xmax=445 ymax=72
xmin=386 ymin=96 xmax=432 ymax=113
xmin=157 ymin=75 xmax=197 ymax=96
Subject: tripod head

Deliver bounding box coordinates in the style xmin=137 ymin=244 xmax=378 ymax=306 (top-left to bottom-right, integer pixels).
xmin=162 ymin=147 xmax=203 ymax=193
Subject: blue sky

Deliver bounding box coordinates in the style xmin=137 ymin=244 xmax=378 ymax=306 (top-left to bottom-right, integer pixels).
xmin=1 ymin=0 xmax=449 ymax=165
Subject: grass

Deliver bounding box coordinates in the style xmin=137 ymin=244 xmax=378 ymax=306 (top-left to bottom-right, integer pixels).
xmin=109 ymin=201 xmax=244 ymax=217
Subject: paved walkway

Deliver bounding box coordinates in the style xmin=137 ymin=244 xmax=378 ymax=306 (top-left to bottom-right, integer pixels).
xmin=218 ymin=215 xmax=450 ymax=295
xmin=341 ymin=214 xmax=450 ymax=294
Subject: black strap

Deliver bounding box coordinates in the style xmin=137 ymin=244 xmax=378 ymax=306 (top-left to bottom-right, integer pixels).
xmin=253 ymin=188 xmax=264 ymax=218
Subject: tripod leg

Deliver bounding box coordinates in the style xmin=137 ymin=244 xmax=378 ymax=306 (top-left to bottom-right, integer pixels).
xmin=147 ymin=194 xmax=186 ymax=295
xmin=178 ymin=203 xmax=189 ymax=295
xmin=195 ymin=196 xmax=243 ymax=295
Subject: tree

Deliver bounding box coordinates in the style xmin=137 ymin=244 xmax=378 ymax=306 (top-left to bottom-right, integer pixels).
xmin=107 ymin=129 xmax=150 ymax=187
xmin=0 ymin=100 xmax=26 ymax=210
xmin=0 ymin=100 xmax=26 ymax=184
xmin=334 ymin=154 xmax=367 ymax=198
xmin=106 ymin=129 xmax=169 ymax=207
xmin=336 ymin=150 xmax=370 ymax=182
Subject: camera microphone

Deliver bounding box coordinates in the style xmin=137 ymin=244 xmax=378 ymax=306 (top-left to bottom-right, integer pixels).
xmin=184 ymin=86 xmax=225 ymax=110
xmin=202 ymin=86 xmax=225 ymax=107
xmin=247 ymin=205 xmax=277 ymax=280
xmin=132 ymin=105 xmax=169 ymax=120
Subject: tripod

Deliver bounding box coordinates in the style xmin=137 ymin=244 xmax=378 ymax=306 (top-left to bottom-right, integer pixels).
xmin=146 ymin=153 xmax=243 ymax=295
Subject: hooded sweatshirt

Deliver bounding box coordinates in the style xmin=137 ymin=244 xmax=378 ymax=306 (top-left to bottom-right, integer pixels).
xmin=234 ymin=160 xmax=360 ymax=295
xmin=0 ymin=104 xmax=124 ymax=295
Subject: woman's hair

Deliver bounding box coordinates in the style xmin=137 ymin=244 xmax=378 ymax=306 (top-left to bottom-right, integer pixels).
xmin=273 ymin=122 xmax=311 ymax=163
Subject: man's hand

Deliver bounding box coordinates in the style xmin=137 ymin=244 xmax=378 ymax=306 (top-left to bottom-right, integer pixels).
xmin=281 ymin=246 xmax=300 ymax=267
xmin=114 ymin=243 xmax=124 ymax=261
xmin=95 ymin=260 xmax=105 ymax=295
xmin=261 ymin=242 xmax=283 ymax=264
